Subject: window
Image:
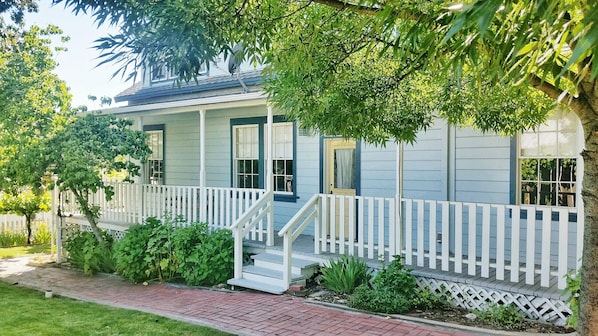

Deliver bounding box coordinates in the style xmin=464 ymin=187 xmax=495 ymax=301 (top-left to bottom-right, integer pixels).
xmin=519 ymin=110 xmax=579 ymax=207
xmin=234 ymin=125 xmax=260 ymax=189
xmin=144 ymin=125 xmax=164 ymax=184
xmin=273 ymin=123 xmax=294 ymax=194
xmin=150 ymin=63 xmax=206 ymax=83
xmin=231 ymin=117 xmax=296 ymax=201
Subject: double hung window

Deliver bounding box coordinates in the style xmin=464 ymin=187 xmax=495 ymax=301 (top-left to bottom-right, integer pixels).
xmin=519 ymin=110 xmax=579 ymax=207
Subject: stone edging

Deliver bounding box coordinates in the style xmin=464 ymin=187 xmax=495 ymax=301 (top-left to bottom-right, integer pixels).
xmin=305 ymin=298 xmax=578 ymax=336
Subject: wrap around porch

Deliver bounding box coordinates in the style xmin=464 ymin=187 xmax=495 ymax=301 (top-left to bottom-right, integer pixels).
xmin=57 ymin=182 xmax=580 ymax=325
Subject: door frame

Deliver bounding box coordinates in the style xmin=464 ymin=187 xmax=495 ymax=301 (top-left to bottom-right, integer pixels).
xmin=319 ymin=137 xmax=361 ymax=195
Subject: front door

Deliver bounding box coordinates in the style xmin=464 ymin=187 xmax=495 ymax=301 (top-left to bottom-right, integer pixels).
xmin=324 ymin=139 xmax=356 ymax=238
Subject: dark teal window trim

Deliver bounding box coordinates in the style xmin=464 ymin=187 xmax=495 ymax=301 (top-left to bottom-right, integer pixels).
xmin=318 ymin=136 xmax=361 ymax=196
xmin=143 ymin=124 xmax=165 ymax=184
xmin=230 ymin=116 xmax=297 ymax=202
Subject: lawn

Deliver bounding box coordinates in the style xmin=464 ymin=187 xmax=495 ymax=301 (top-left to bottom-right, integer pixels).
xmin=0 ymin=244 xmax=51 ymax=259
xmin=0 ymin=282 xmax=232 ymax=336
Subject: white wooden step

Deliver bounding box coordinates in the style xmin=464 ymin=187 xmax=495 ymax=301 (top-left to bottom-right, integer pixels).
xmin=251 ymin=253 xmax=319 ymax=277
xmin=242 ymin=265 xmax=304 ymax=286
xmin=227 ymin=278 xmax=287 ymax=295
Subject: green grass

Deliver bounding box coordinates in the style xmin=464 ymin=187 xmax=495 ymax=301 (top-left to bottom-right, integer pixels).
xmin=0 ymin=282 xmax=232 ymax=336
xmin=0 ymin=244 xmax=51 ymax=259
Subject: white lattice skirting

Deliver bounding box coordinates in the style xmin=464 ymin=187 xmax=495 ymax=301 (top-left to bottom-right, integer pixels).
xmin=416 ymin=277 xmax=572 ymax=326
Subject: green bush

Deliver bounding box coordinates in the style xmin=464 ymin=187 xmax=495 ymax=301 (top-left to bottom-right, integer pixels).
xmin=63 ymin=230 xmax=115 ymax=275
xmin=348 ymin=256 xmax=418 ymax=314
xmin=114 ymin=217 xmax=234 ymax=286
xmin=476 ymin=303 xmax=526 ymax=330
xmin=564 ymin=268 xmax=581 ymax=328
xmin=0 ymin=230 xmax=27 ymax=247
xmin=320 ymin=255 xmax=372 ymax=294
xmin=32 ymin=222 xmax=51 ymax=244
xmin=411 ymin=287 xmax=451 ymax=310
xmin=175 ymin=223 xmax=234 ymax=286
xmin=113 ymin=217 xmax=162 ymax=282
xmin=349 ymin=285 xmax=412 ymax=314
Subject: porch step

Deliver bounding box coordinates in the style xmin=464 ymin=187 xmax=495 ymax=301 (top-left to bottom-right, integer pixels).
xmin=241 ymin=265 xmax=305 ymax=287
xmin=227 ymin=252 xmax=320 ymax=294
xmin=227 ymin=278 xmax=288 ymax=295
xmin=252 ymin=253 xmax=320 ymax=278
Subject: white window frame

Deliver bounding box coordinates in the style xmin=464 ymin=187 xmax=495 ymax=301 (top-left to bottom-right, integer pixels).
xmin=517 ymin=110 xmax=582 ymax=207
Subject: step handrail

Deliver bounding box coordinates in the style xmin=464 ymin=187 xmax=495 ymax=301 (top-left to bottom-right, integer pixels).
xmin=278 ymin=193 xmax=321 ymax=285
xmin=230 ymin=190 xmax=274 ymax=279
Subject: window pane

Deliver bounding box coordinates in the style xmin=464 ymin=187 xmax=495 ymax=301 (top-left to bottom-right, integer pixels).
xmin=539 ymin=159 xmax=557 ymax=182
xmin=520 ymin=133 xmax=538 ymax=157
xmin=521 ymin=182 xmax=537 ymax=205
xmin=558 ymin=132 xmax=577 ymax=156
xmin=539 ymin=183 xmax=557 ymax=206
xmin=286 ymin=160 xmax=293 ymax=176
xmin=560 ymin=159 xmax=576 ymax=182
xmin=538 ymin=133 xmax=557 ymax=156
xmin=520 ymin=159 xmax=538 ymax=181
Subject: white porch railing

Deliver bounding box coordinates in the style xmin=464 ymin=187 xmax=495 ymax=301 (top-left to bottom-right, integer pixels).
xmin=230 ymin=191 xmax=274 ymax=279
xmin=279 ymin=194 xmax=583 ymax=290
xmin=60 ymin=183 xmax=267 ymax=231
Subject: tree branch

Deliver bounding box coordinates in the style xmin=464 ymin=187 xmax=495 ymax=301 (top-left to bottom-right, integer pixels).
xmin=529 ymin=74 xmax=586 ymax=112
xmin=311 ymin=0 xmax=378 ymax=15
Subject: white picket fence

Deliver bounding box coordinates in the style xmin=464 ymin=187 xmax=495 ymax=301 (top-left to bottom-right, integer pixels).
xmin=280 ymin=194 xmax=582 ymax=290
xmin=60 ymin=183 xmax=267 ymax=232
xmin=0 ymin=212 xmax=53 ymax=238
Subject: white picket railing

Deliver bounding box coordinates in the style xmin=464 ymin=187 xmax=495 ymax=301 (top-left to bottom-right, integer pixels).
xmin=230 ymin=191 xmax=274 ymax=279
xmin=60 ymin=183 xmax=267 ymax=230
xmin=281 ymin=194 xmax=582 ymax=290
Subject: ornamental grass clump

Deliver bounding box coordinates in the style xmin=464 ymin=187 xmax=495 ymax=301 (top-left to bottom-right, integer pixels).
xmin=320 ymin=254 xmax=371 ymax=294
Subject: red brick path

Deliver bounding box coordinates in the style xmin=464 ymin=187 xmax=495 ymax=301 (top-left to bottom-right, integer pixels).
xmin=0 ymin=258 xmax=480 ymax=336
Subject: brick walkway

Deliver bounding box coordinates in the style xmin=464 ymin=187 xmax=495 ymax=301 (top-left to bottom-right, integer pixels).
xmin=0 ymin=257 xmax=483 ymax=336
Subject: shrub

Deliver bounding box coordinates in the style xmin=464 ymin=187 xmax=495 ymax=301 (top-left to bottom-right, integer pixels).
xmin=476 ymin=303 xmax=526 ymax=330
xmin=114 ymin=216 xmax=234 ymax=286
xmin=113 ymin=217 xmax=162 ymax=282
xmin=32 ymin=222 xmax=51 ymax=244
xmin=411 ymin=287 xmax=451 ymax=310
xmin=320 ymin=255 xmax=371 ymax=294
xmin=348 ymin=256 xmax=418 ymax=314
xmin=564 ymin=268 xmax=581 ymax=328
xmin=63 ymin=230 xmax=115 ymax=275
xmin=349 ymin=285 xmax=412 ymax=314
xmin=174 ymin=224 xmax=234 ymax=286
xmin=0 ymin=230 xmax=27 ymax=247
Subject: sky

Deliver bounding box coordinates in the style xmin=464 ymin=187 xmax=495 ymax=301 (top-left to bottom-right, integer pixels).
xmin=26 ymin=0 xmax=132 ymax=108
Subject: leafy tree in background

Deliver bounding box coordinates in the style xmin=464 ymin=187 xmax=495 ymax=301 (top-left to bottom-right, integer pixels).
xmin=51 ymin=0 xmax=597 ymax=333
xmin=43 ymin=113 xmax=150 ymax=242
xmin=0 ymin=189 xmax=50 ymax=244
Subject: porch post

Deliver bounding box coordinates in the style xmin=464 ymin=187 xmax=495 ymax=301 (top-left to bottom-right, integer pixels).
xmin=395 ymin=141 xmax=404 ymax=258
xmin=137 ymin=116 xmax=144 ymax=223
xmin=199 ymin=109 xmax=207 ymax=222
xmin=266 ymin=106 xmax=274 ymax=246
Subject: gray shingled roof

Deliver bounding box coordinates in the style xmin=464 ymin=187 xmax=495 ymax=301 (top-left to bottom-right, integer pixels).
xmin=114 ymin=69 xmax=264 ymax=103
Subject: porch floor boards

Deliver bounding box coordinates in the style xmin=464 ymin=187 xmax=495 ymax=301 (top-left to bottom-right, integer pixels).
xmin=244 ymin=233 xmax=566 ymax=301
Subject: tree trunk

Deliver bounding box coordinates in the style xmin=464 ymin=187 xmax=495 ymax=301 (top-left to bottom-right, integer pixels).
xmin=578 ymin=91 xmax=598 ymax=335
xmin=73 ymin=192 xmax=104 ymax=243
xmin=25 ymin=214 xmax=32 ymax=245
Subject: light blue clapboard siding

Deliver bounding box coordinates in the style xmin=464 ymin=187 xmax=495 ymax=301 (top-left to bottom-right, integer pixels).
xmin=402 ymin=121 xmax=446 ymax=200
xmin=454 ymin=127 xmax=511 ymax=204
xmin=139 ymin=112 xmax=201 ymax=186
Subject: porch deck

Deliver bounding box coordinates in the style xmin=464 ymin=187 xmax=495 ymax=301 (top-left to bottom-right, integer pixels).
xmin=244 ymin=233 xmax=566 ymax=301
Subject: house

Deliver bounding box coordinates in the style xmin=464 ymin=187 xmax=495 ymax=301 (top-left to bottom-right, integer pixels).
xmin=58 ymin=55 xmax=582 ymax=325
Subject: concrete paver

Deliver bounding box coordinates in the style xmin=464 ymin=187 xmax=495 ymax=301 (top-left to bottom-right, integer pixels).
xmin=0 ymin=257 xmax=479 ymax=336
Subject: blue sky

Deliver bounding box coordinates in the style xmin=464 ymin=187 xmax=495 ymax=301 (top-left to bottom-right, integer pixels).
xmin=27 ymin=0 xmax=132 ymax=107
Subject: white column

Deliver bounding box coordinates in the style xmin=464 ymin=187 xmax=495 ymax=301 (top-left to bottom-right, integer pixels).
xmin=266 ymin=107 xmax=273 ymax=192
xmin=395 ymin=141 xmax=404 ymax=258
xmin=199 ymin=109 xmax=207 ymax=222
xmin=266 ymin=106 xmax=274 ymax=246
xmin=136 ymin=116 xmax=144 ymax=223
